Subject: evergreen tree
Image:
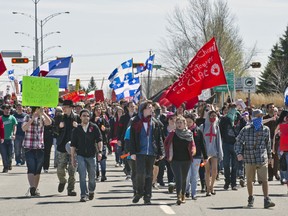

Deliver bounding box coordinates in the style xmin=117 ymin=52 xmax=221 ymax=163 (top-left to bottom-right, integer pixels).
xmin=258 ymin=26 xmax=288 ymax=94
xmin=87 ymin=76 xmax=97 ymax=92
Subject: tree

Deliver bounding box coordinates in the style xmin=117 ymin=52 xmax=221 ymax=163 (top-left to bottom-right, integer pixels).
xmin=87 ymin=76 xmax=97 ymax=93
xmin=160 ymin=0 xmax=255 ymax=77
xmin=258 ymin=27 xmax=288 ymax=94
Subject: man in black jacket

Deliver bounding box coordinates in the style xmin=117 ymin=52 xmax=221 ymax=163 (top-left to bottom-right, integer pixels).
xmin=71 ymin=109 xmax=103 ymax=202
xmin=130 ymin=100 xmax=164 ymax=205
xmin=55 ymin=100 xmax=80 ymax=196
xmin=219 ymin=103 xmax=246 ymax=190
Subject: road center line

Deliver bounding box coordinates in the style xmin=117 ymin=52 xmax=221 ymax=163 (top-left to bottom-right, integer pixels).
xmin=159 ymin=202 xmax=176 ymax=215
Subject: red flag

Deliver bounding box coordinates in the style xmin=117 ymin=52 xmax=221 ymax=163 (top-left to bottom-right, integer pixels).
xmin=185 ymin=97 xmax=199 ymax=110
xmin=0 ymin=53 xmax=7 ymax=76
xmin=166 ymin=38 xmax=227 ymax=107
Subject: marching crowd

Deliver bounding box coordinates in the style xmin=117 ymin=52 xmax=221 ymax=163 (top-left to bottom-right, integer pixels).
xmin=0 ymin=93 xmax=287 ymax=209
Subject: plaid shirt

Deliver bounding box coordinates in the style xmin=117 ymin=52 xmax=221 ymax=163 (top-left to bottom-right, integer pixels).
xmin=22 ymin=115 xmax=44 ymax=149
xmin=234 ymin=124 xmax=272 ymax=165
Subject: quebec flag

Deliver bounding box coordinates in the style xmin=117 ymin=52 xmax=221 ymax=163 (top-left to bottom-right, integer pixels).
xmin=7 ymin=69 xmax=15 ymax=81
xmin=31 ymin=56 xmax=72 ymax=89
xmin=146 ymin=54 xmax=155 ymax=71
xmin=134 ymin=54 xmax=155 ymax=75
xmin=108 ymin=58 xmax=133 ymax=88
xmin=133 ymin=86 xmax=141 ymax=104
xmin=113 ymin=77 xmax=140 ymax=101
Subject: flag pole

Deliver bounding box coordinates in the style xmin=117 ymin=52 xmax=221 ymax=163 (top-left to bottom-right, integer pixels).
xmin=147 ymin=50 xmax=152 ymax=98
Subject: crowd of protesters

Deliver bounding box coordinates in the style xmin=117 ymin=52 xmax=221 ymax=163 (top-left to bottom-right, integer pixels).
xmin=0 ymin=92 xmax=287 ymax=208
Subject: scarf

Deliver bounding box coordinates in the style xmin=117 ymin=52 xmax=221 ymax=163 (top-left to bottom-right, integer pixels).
xmin=252 ymin=117 xmax=263 ymax=131
xmin=227 ymin=108 xmax=237 ymax=126
xmin=175 ymin=128 xmax=193 ymax=142
xmin=142 ymin=115 xmax=152 ymax=136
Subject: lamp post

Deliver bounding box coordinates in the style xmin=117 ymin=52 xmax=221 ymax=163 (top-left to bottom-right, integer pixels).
xmin=15 ymin=31 xmax=61 ymax=69
xmin=40 ymin=31 xmax=60 ymax=64
xmin=12 ymin=9 xmax=69 ymax=68
xmin=33 ymin=0 xmax=40 ymax=69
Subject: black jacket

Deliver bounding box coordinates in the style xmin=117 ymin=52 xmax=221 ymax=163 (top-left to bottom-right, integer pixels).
xmin=55 ymin=112 xmax=81 ymax=153
xmin=117 ymin=112 xmax=136 ymax=143
xmin=71 ymin=123 xmax=102 ymax=157
xmin=191 ymin=126 xmax=208 ymax=160
xmin=91 ymin=115 xmax=110 ymax=145
xmin=219 ymin=115 xmax=246 ymax=144
xmin=130 ymin=116 xmax=164 ymax=157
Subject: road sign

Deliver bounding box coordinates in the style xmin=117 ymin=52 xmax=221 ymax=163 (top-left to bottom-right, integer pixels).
xmin=1 ymin=50 xmax=22 ymax=58
xmin=214 ymin=72 xmax=234 ymax=92
xmin=153 ymin=64 xmax=161 ymax=70
xmin=242 ymin=77 xmax=256 ymax=93
xmin=235 ymin=77 xmax=243 ymax=90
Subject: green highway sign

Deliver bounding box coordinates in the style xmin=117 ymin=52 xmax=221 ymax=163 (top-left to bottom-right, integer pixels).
xmin=214 ymin=72 xmax=234 ymax=92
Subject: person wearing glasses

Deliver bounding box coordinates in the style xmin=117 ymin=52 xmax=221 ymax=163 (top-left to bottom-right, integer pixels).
xmin=71 ymin=109 xmax=103 ymax=202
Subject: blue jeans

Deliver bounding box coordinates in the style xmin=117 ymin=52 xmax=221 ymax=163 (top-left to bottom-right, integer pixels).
xmin=0 ymin=140 xmax=13 ymax=169
xmin=25 ymin=149 xmax=44 ymax=174
xmin=115 ymin=145 xmax=123 ymax=164
xmin=223 ymin=143 xmax=237 ymax=187
xmin=186 ymin=159 xmax=201 ymax=197
xmin=14 ymin=135 xmax=25 ymax=164
xmin=284 ymin=153 xmax=288 ymax=181
xmin=96 ymin=145 xmax=107 ymax=177
xmin=77 ymin=155 xmax=96 ymax=197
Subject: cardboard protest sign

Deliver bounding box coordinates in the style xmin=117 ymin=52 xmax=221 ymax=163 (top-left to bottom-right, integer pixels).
xmin=22 ymin=76 xmax=59 ymax=107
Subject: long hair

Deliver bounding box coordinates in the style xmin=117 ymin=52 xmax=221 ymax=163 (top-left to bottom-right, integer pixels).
xmin=276 ymin=110 xmax=288 ymax=126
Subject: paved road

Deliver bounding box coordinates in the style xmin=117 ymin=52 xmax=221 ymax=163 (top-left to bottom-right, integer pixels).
xmin=0 ymin=153 xmax=287 ymax=216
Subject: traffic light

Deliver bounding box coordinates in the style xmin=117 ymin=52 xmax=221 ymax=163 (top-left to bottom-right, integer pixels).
xmin=133 ymin=63 xmax=144 ymax=68
xmin=11 ymin=58 xmax=29 ymax=64
xmin=250 ymin=62 xmax=261 ymax=68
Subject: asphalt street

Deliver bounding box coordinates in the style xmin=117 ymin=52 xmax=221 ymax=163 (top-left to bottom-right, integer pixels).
xmin=0 ymin=153 xmax=288 ymax=216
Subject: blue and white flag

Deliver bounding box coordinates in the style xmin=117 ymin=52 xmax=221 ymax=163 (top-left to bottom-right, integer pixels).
xmin=133 ymin=86 xmax=141 ymax=104
xmin=134 ymin=54 xmax=155 ymax=75
xmin=113 ymin=77 xmax=140 ymax=101
xmin=7 ymin=69 xmax=15 ymax=81
xmin=108 ymin=59 xmax=133 ymax=88
xmin=31 ymin=56 xmax=72 ymax=89
xmin=146 ymin=54 xmax=155 ymax=71
xmin=284 ymin=87 xmax=288 ymax=106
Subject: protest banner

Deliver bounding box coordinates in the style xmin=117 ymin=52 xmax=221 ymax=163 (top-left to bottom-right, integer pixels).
xmin=22 ymin=76 xmax=59 ymax=107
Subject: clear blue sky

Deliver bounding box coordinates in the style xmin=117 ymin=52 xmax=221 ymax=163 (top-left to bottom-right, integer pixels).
xmin=0 ymin=0 xmax=287 ymax=95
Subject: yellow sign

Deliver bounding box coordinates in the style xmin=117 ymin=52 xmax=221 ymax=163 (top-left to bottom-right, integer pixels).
xmin=22 ymin=76 xmax=59 ymax=107
xmin=75 ymin=79 xmax=80 ymax=91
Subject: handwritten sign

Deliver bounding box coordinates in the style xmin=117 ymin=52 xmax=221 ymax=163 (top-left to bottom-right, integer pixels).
xmin=22 ymin=76 xmax=59 ymax=107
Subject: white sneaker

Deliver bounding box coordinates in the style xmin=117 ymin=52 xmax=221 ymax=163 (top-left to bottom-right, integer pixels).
xmin=115 ymin=163 xmax=119 ymax=167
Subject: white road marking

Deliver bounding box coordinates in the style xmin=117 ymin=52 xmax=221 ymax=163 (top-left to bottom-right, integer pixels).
xmin=159 ymin=202 xmax=176 ymax=215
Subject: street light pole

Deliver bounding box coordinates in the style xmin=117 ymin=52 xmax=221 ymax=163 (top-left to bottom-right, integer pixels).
xmin=13 ymin=8 xmax=69 ymax=67
xmin=33 ymin=0 xmax=40 ymax=69
xmin=40 ymin=11 xmax=69 ymax=64
xmin=40 ymin=29 xmax=60 ymax=64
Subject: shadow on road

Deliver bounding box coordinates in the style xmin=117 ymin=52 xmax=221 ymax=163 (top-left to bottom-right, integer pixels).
xmin=36 ymin=200 xmax=79 ymax=205
xmin=0 ymin=194 xmax=60 ymax=200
